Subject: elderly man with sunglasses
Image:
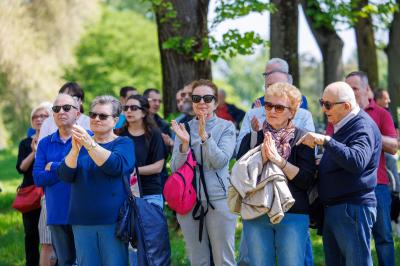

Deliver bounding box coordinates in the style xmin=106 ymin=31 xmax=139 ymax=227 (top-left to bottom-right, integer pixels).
xmin=33 ymin=93 xmax=82 ymax=265
xmin=298 ymin=81 xmax=381 ymax=266
xmin=39 ymin=82 xmax=90 ymax=141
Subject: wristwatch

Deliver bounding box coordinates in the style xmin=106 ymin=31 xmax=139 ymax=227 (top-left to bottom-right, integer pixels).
xmin=86 ymin=140 xmax=97 ymax=151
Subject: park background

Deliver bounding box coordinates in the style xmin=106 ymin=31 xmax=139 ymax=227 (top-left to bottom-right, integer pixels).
xmin=0 ymin=0 xmax=399 ymax=265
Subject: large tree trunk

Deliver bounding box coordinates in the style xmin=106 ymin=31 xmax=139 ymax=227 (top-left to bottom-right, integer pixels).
xmin=154 ymin=0 xmax=212 ymax=117
xmin=270 ymin=0 xmax=299 ymax=87
xmin=352 ymin=0 xmax=379 ymax=89
xmin=386 ymin=0 xmax=400 ymax=125
xmin=301 ymin=0 xmax=344 ymax=88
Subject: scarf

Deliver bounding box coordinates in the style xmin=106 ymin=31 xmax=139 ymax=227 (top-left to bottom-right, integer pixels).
xmin=262 ymin=120 xmax=295 ymax=160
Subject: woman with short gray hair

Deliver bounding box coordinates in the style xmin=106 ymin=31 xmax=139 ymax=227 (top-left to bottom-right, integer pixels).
xmin=58 ymin=95 xmax=135 ymax=265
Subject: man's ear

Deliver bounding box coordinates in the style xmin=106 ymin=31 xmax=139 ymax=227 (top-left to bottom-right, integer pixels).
xmin=344 ymin=102 xmax=352 ymax=110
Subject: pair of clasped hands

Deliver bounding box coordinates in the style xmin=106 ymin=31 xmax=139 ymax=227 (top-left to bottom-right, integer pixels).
xmin=171 ymin=112 xmax=209 ymax=145
xmin=44 ymin=125 xmax=92 ymax=171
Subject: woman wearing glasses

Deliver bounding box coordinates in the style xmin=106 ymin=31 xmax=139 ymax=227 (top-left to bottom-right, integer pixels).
xmin=170 ymin=79 xmax=237 ymax=266
xmin=236 ymin=82 xmax=316 ymax=266
xmin=116 ymin=95 xmax=165 ymax=208
xmin=16 ymin=102 xmax=51 ymax=266
xmin=58 ymin=95 xmax=135 ymax=265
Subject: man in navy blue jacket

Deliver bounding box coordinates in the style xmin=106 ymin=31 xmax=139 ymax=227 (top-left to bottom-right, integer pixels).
xmin=298 ymin=81 xmax=381 ymax=266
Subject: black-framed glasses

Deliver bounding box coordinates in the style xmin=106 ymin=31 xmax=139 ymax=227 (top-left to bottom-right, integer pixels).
xmin=52 ymin=104 xmax=78 ymax=113
xmin=192 ymin=94 xmax=215 ymax=103
xmin=262 ymin=69 xmax=288 ymax=78
xmin=88 ymin=112 xmax=114 ymax=120
xmin=264 ymin=102 xmax=290 ymax=113
xmin=123 ymin=105 xmax=143 ymax=112
xmin=319 ymin=99 xmax=345 ymax=110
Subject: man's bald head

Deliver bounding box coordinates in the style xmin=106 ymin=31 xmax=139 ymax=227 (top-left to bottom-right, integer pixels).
xmin=324 ymin=82 xmax=357 ymax=109
xmin=322 ymin=82 xmax=357 ymax=125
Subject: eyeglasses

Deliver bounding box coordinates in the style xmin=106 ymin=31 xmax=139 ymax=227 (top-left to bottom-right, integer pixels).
xmin=123 ymin=105 xmax=143 ymax=112
xmin=181 ymin=92 xmax=192 ymax=98
xmin=148 ymin=98 xmax=162 ymax=104
xmin=192 ymin=94 xmax=215 ymax=104
xmin=88 ymin=112 xmax=114 ymax=120
xmin=264 ymin=102 xmax=290 ymax=113
xmin=52 ymin=104 xmax=78 ymax=113
xmin=319 ymin=99 xmax=345 ymax=110
xmin=262 ymin=69 xmax=288 ymax=78
xmin=32 ymin=114 xmax=49 ymax=120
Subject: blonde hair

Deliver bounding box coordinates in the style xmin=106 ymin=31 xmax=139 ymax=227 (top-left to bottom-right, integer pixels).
xmin=30 ymin=102 xmax=52 ymax=127
xmin=265 ymin=82 xmax=302 ymax=112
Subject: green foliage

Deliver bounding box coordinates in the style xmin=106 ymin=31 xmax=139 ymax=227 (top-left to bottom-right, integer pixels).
xmin=64 ymin=7 xmax=162 ymax=106
xmin=212 ymin=0 xmax=276 ymax=25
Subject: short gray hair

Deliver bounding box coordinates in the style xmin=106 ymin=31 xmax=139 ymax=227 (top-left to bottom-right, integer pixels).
xmin=325 ymin=82 xmax=357 ymax=109
xmin=345 ymin=71 xmax=369 ymax=90
xmin=90 ymin=95 xmax=122 ymax=117
xmin=54 ymin=93 xmax=79 ymax=109
xmin=267 ymin=58 xmax=289 ymax=73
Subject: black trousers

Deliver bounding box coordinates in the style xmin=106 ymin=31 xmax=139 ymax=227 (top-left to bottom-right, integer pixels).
xmin=22 ymin=208 xmax=41 ymax=266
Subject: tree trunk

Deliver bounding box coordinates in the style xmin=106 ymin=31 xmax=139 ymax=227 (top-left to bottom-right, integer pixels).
xmin=352 ymin=0 xmax=379 ymax=89
xmin=301 ymin=0 xmax=344 ymax=88
xmin=154 ymin=0 xmax=212 ymax=117
xmin=270 ymin=0 xmax=299 ymax=87
xmin=386 ymin=0 xmax=400 ymax=125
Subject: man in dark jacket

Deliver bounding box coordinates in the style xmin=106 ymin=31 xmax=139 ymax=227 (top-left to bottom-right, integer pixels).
xmin=298 ymin=81 xmax=381 ymax=266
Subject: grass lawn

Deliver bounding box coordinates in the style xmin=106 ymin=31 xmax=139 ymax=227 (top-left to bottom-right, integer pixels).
xmin=1 ymin=148 xmax=400 ymax=265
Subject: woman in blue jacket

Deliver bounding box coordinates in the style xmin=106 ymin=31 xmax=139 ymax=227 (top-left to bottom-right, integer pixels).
xmin=58 ymin=95 xmax=135 ymax=266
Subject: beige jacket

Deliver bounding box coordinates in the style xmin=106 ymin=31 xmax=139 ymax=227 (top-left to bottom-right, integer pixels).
xmin=228 ymin=145 xmax=295 ymax=223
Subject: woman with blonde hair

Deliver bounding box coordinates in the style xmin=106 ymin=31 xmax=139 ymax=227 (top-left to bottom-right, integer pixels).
xmin=237 ymin=82 xmax=316 ymax=266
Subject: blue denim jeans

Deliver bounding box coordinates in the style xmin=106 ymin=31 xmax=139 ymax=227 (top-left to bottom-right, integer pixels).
xmin=243 ymin=213 xmax=309 ymax=266
xmin=129 ymin=194 xmax=163 ymax=266
xmin=48 ymin=225 xmax=76 ymax=266
xmin=372 ymin=184 xmax=395 ymax=266
xmin=72 ymin=223 xmax=128 ymax=266
xmin=323 ymin=203 xmax=376 ymax=266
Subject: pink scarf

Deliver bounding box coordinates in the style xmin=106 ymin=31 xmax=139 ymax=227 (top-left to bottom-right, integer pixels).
xmin=262 ymin=120 xmax=295 ymax=160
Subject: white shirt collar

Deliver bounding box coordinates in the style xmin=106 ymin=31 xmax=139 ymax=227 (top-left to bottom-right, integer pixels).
xmin=333 ymin=105 xmax=360 ymax=133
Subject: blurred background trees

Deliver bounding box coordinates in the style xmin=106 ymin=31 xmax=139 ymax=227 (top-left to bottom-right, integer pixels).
xmin=0 ymin=0 xmax=399 ymax=148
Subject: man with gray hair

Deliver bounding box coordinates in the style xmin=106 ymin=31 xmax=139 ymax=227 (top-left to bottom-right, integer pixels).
xmin=33 ymin=93 xmax=80 ymax=265
xmin=252 ymin=58 xmax=308 ymax=110
xmin=298 ymin=81 xmax=381 ymax=266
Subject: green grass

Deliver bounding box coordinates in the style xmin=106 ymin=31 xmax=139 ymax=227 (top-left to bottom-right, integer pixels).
xmin=1 ymin=148 xmax=400 ymax=265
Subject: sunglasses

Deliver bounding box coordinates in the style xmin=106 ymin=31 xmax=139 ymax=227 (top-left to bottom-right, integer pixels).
xmin=88 ymin=112 xmax=114 ymax=120
xmin=32 ymin=114 xmax=49 ymax=120
xmin=52 ymin=104 xmax=78 ymax=113
xmin=123 ymin=105 xmax=143 ymax=112
xmin=319 ymin=99 xmax=345 ymax=110
xmin=264 ymin=102 xmax=290 ymax=113
xmin=192 ymin=94 xmax=215 ymax=104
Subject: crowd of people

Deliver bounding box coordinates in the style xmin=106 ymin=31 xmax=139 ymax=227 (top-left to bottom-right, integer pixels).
xmin=15 ymin=57 xmax=399 ymax=266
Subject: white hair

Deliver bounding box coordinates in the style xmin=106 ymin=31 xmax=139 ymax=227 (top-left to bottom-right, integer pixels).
xmin=267 ymin=58 xmax=289 ymax=73
xmin=54 ymin=93 xmax=79 ymax=108
xmin=30 ymin=102 xmax=52 ymax=127
xmin=326 ymin=82 xmax=357 ymax=109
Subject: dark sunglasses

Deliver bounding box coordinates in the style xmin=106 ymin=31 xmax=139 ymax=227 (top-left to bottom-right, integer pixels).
xmin=264 ymin=102 xmax=290 ymax=113
xmin=52 ymin=104 xmax=78 ymax=113
xmin=192 ymin=94 xmax=215 ymax=103
xmin=88 ymin=112 xmax=114 ymax=120
xmin=319 ymin=99 xmax=345 ymax=110
xmin=123 ymin=105 xmax=143 ymax=112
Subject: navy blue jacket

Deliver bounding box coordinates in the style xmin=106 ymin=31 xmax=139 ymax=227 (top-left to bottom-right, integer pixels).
xmin=318 ymin=110 xmax=381 ymax=207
